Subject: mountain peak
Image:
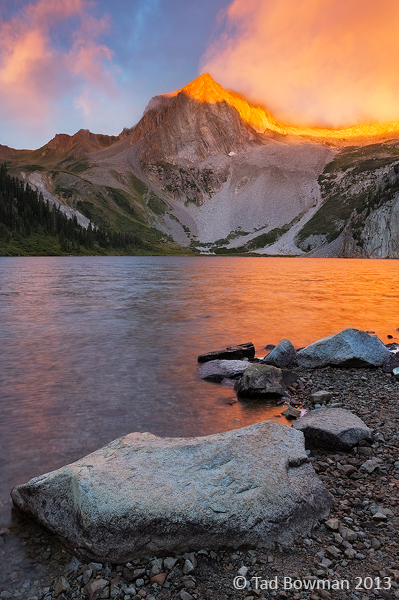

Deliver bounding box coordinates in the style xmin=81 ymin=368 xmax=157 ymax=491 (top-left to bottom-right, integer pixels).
xmin=181 ymin=73 xmax=227 ymax=103
xmin=179 ymin=73 xmax=283 ymax=135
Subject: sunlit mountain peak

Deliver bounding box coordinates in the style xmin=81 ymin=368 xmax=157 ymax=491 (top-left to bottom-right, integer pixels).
xmin=179 ymin=73 xmax=285 ymax=134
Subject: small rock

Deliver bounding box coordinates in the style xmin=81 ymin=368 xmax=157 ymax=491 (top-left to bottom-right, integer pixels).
xmin=339 ymin=527 xmax=357 ymax=542
xmin=319 ymin=557 xmax=333 ymax=569
xmin=198 ymin=343 xmax=255 ymax=363
xmin=372 ymin=512 xmax=387 ymax=521
xmin=340 ymin=464 xmax=357 ymax=477
xmin=54 ymin=576 xmax=71 ymax=597
xmin=361 ymin=459 xmax=382 ymax=473
xmin=179 ymin=591 xmax=194 ymax=600
xmin=182 ymin=559 xmax=195 ymax=575
xmin=149 ymin=563 xmax=161 ymax=577
xmin=326 ymin=545 xmax=341 ymax=559
xmin=85 ymin=579 xmax=109 ymax=600
xmin=310 ymin=391 xmax=332 ymax=404
xmin=234 ymin=364 xmax=297 ymax=398
xmin=238 ymin=566 xmax=248 ymax=576
xmin=163 ymin=557 xmax=178 ymax=570
xmin=325 ymin=518 xmax=340 ymax=531
xmin=149 ymin=573 xmax=167 ymax=585
xmin=281 ymin=406 xmax=301 ymax=419
xmin=261 ymin=339 xmax=297 ymax=368
xmin=197 ymin=359 xmax=250 ymax=382
xmin=83 ymin=569 xmax=93 ymax=585
xmin=183 ymin=552 xmax=197 ymax=568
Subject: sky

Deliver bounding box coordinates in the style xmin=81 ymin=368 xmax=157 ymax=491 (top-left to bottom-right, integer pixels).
xmin=1 ymin=0 xmax=399 ymax=149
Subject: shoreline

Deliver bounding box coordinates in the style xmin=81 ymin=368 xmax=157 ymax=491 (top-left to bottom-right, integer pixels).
xmin=1 ymin=364 xmax=399 ymax=599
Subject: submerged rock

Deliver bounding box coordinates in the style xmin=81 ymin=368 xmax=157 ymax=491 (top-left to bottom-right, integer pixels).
xmin=11 ymin=422 xmax=332 ymax=563
xmin=197 ymin=342 xmax=255 ymax=363
xmin=197 ymin=359 xmax=249 ymax=382
xmin=261 ymin=339 xmax=297 ymax=368
xmin=234 ymin=364 xmax=298 ymax=399
xmin=292 ymin=407 xmax=373 ymax=450
xmin=297 ymin=328 xmax=390 ymax=368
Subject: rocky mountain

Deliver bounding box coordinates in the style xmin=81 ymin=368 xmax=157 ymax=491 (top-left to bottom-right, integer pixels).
xmin=3 ymin=73 xmax=399 ymax=256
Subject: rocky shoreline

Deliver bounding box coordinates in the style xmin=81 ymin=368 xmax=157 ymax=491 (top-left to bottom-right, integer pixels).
xmin=1 ymin=336 xmax=399 ymax=600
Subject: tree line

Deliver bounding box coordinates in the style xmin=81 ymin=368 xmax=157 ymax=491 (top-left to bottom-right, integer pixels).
xmin=0 ymin=163 xmax=145 ymax=253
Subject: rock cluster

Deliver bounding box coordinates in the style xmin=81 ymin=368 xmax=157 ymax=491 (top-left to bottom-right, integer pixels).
xmin=2 ymin=329 xmax=399 ymax=600
xmin=2 ymin=362 xmax=398 ymax=600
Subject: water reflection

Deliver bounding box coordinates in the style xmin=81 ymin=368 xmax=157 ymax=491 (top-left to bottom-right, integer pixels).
xmin=0 ymin=256 xmax=398 ymax=526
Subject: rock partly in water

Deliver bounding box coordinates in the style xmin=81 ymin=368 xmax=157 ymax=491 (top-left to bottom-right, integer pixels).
xmin=197 ymin=359 xmax=250 ymax=382
xmin=11 ymin=421 xmax=332 ymax=563
xmin=197 ymin=343 xmax=255 ymax=363
xmin=296 ymin=328 xmax=391 ymax=368
xmin=234 ymin=364 xmax=298 ymax=399
xmin=261 ymin=339 xmax=297 ymax=368
xmin=292 ymin=407 xmax=374 ymax=450
xmin=281 ymin=406 xmax=301 ymax=419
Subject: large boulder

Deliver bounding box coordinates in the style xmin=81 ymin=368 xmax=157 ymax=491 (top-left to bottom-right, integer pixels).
xmin=261 ymin=339 xmax=297 ymax=368
xmin=197 ymin=359 xmax=250 ymax=382
xmin=296 ymin=328 xmax=391 ymax=368
xmin=11 ymin=422 xmax=332 ymax=563
xmin=292 ymin=408 xmax=373 ymax=450
xmin=198 ymin=342 xmax=255 ymax=363
xmin=234 ymin=364 xmax=298 ymax=399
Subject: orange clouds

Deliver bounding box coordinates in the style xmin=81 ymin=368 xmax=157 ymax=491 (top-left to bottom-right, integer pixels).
xmin=201 ymin=0 xmax=399 ymax=128
xmin=0 ymin=0 xmax=117 ymax=143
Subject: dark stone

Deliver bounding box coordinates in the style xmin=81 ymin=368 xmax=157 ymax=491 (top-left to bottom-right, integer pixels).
xmin=198 ymin=342 xmax=255 ymax=363
xmin=382 ymin=353 xmax=399 ymax=373
xmin=234 ymin=364 xmax=298 ymax=399
xmin=197 ymin=360 xmax=249 ymax=382
xmin=261 ymin=339 xmax=297 ymax=368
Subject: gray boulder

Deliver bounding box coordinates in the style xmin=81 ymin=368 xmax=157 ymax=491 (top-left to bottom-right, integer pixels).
xmin=261 ymin=339 xmax=297 ymax=368
xmin=11 ymin=422 xmax=332 ymax=563
xmin=197 ymin=359 xmax=249 ymax=382
xmin=297 ymin=328 xmax=390 ymax=368
xmin=292 ymin=408 xmax=373 ymax=450
xmin=234 ymin=364 xmax=298 ymax=398
xmin=198 ymin=342 xmax=255 ymax=363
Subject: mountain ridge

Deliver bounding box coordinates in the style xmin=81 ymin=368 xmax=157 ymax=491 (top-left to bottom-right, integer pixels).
xmin=2 ymin=73 xmax=399 ymax=258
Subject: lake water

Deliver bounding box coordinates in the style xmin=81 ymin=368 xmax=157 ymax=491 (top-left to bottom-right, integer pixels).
xmin=0 ymin=256 xmax=398 ymax=527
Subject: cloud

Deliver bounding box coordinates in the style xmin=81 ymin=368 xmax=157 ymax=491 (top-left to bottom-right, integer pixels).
xmin=201 ymin=0 xmax=399 ymax=128
xmin=0 ymin=0 xmax=118 ymax=145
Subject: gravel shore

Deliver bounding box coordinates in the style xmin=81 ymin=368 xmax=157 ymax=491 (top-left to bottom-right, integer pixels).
xmin=1 ymin=365 xmax=399 ymax=600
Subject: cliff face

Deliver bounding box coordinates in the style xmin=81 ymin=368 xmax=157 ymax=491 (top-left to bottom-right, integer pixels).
xmin=295 ymin=142 xmax=399 ymax=257
xmin=127 ymin=74 xmax=268 ymax=206
xmin=338 ymin=195 xmax=399 ymax=258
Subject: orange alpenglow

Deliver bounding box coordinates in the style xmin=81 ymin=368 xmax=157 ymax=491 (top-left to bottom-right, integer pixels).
xmin=171 ymin=74 xmax=399 ymax=146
